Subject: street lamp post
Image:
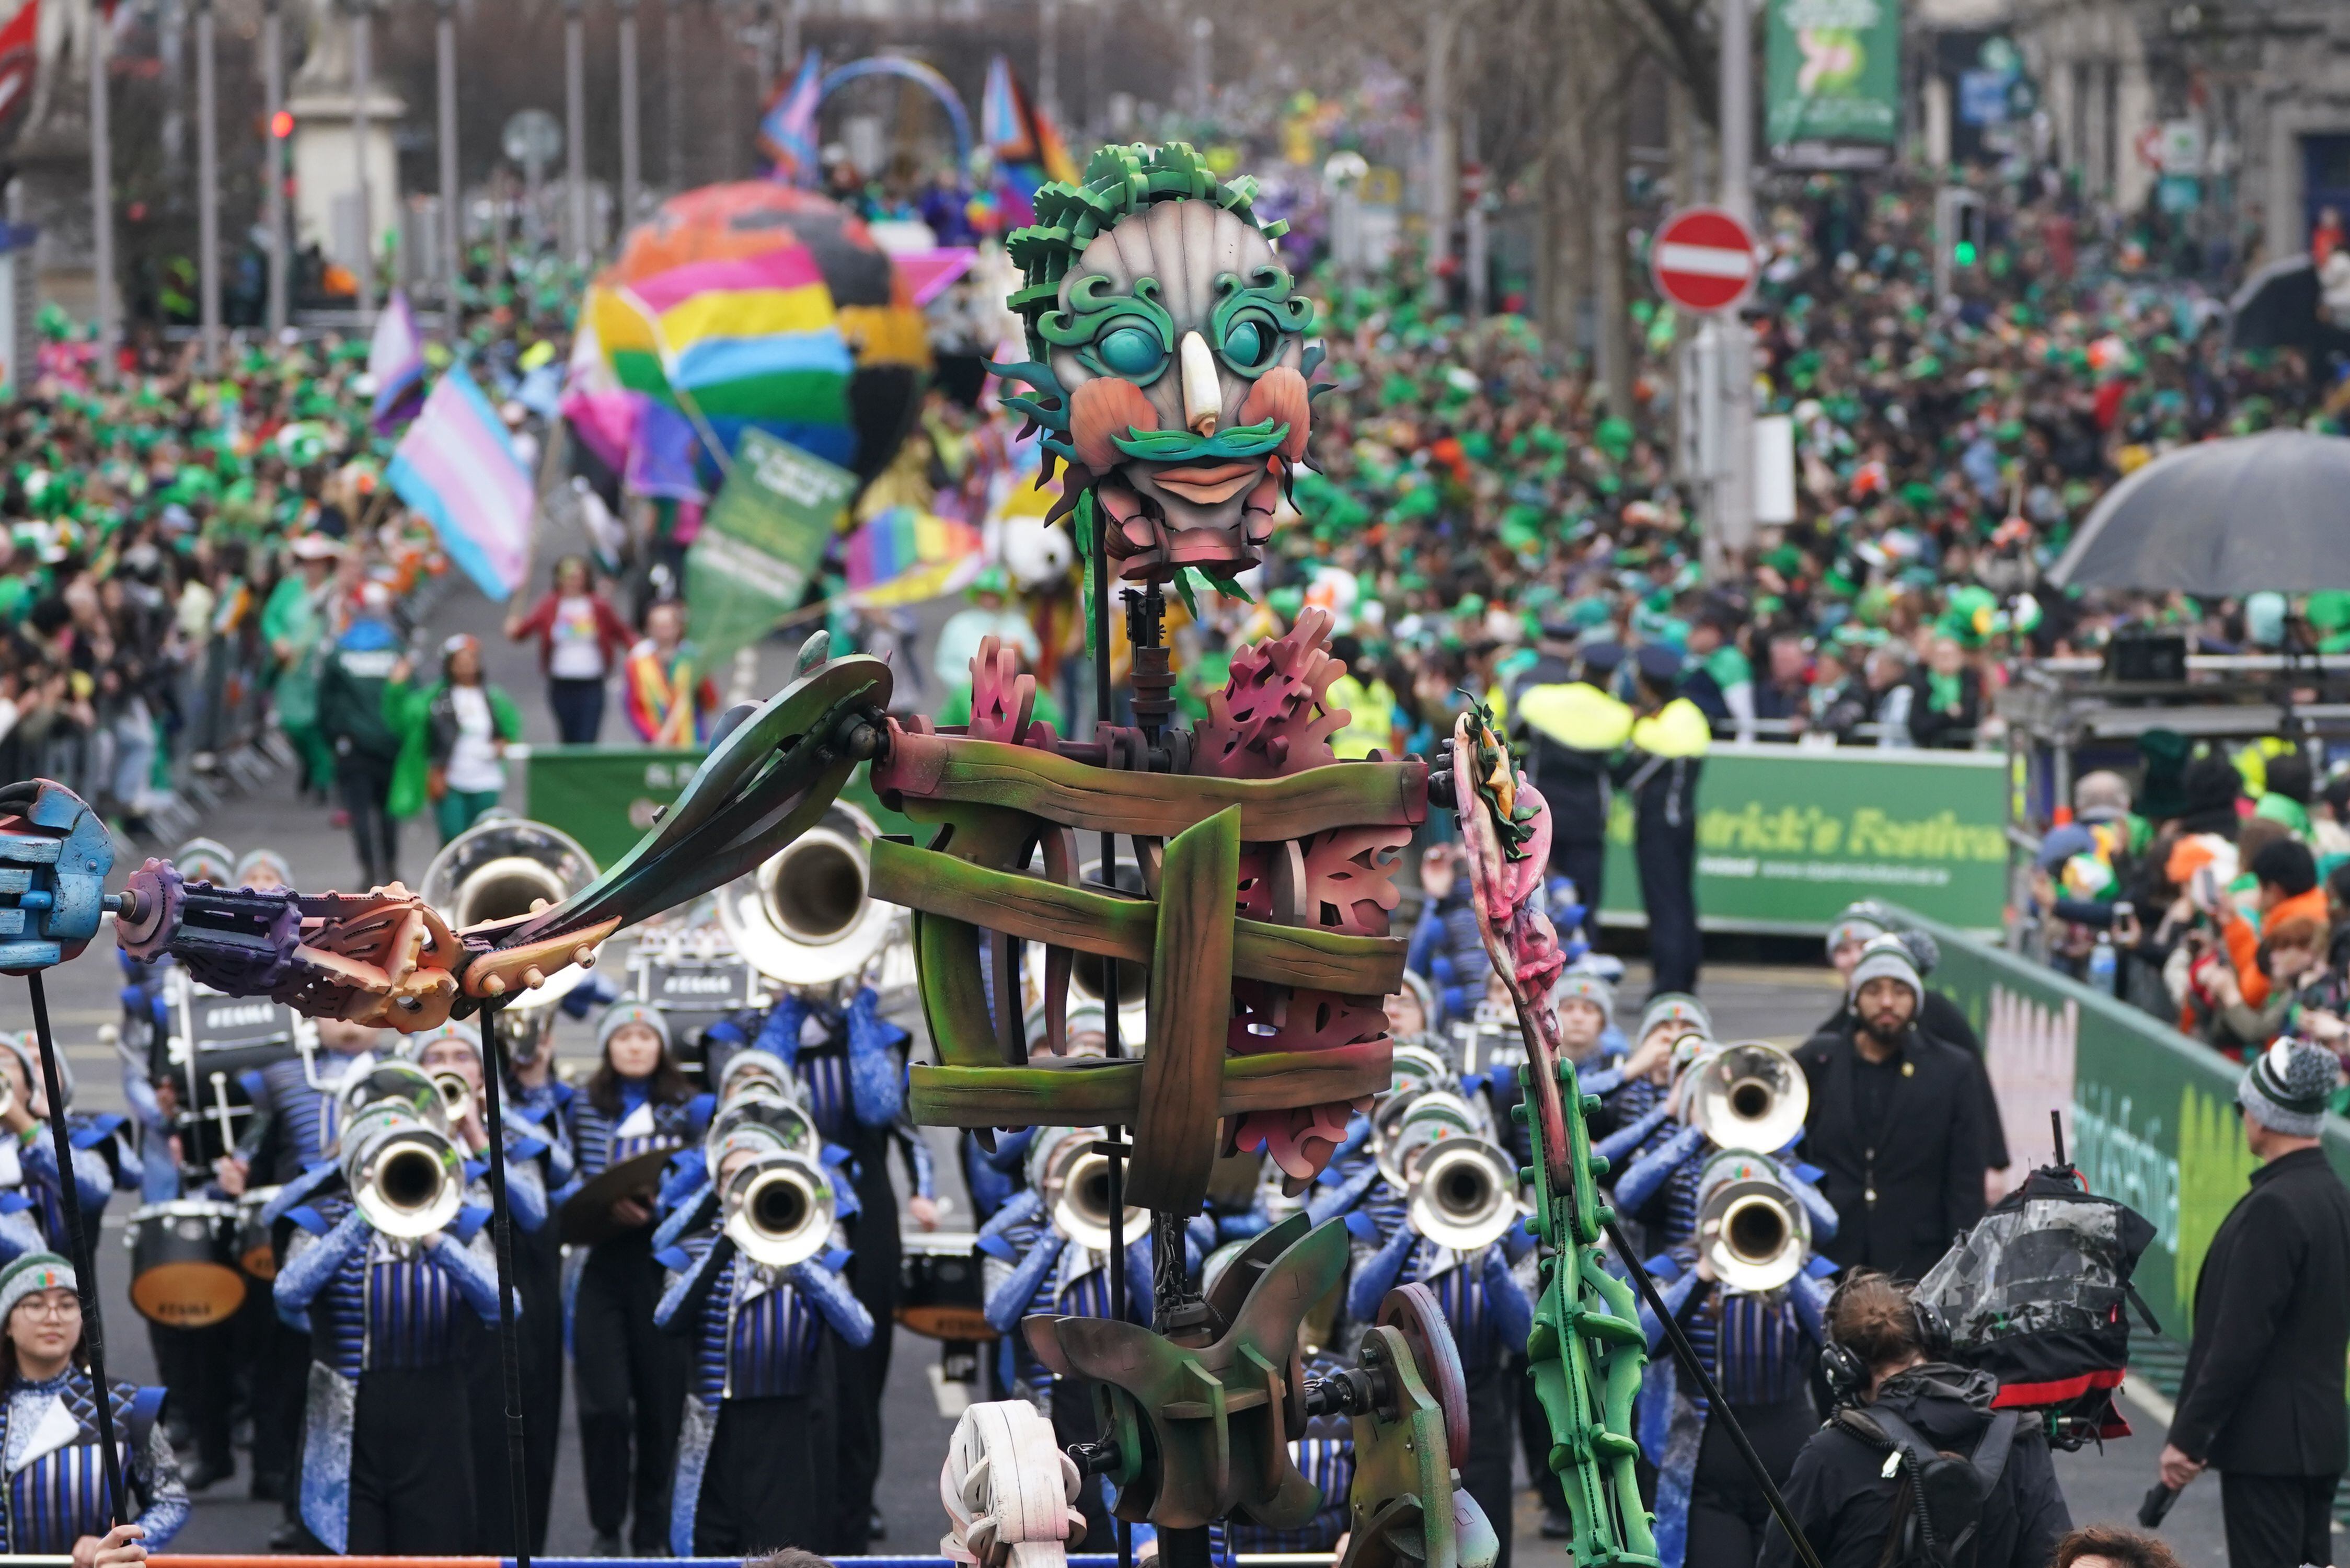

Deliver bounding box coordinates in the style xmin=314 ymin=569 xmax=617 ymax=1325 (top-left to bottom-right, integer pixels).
xmin=566 ymin=0 xmax=590 ymax=263
xmin=1039 ymin=0 xmax=1059 ymax=127
xmin=665 ymin=0 xmax=685 ymax=193
xmin=1712 ymin=0 xmax=1754 ymax=571
xmin=436 ymin=0 xmax=460 ymax=332
xmin=263 ymin=0 xmax=287 ymax=338
xmin=351 ymin=0 xmax=376 ymax=321
xmin=88 ymin=0 xmax=114 ymax=380
xmin=618 ymin=0 xmax=641 ymax=229
xmin=194 ymin=0 xmax=221 ymax=371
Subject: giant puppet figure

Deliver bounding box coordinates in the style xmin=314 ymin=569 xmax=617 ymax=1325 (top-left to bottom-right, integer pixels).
xmin=0 ymin=145 xmax=1661 ymax=1568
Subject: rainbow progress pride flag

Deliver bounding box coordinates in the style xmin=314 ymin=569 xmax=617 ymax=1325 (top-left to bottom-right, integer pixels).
xmin=586 ymin=244 xmax=857 ymax=465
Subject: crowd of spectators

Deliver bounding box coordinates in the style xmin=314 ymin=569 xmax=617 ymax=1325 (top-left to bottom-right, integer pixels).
xmin=2030 ymin=732 xmax=2350 ymax=1080
xmin=0 ymin=269 xmax=575 ymax=874
xmin=1116 ymin=167 xmax=2339 ymax=760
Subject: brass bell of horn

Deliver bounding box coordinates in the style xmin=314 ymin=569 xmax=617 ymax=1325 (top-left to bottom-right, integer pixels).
xmin=719 ymin=803 xmax=896 ymax=988
xmin=1694 ymin=1148 xmax=1811 ymax=1293
xmin=1684 ymin=1041 xmax=1810 ymax=1155
xmin=722 ymin=1149 xmax=837 ymax=1268
xmin=420 ymin=817 xmax=600 ymax=1011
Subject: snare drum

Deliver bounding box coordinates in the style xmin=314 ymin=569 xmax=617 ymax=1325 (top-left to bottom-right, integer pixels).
xmin=897 ymin=1231 xmax=992 ymax=1341
xmin=126 ymin=1200 xmax=246 ymax=1327
xmin=236 ymin=1185 xmax=283 ymax=1280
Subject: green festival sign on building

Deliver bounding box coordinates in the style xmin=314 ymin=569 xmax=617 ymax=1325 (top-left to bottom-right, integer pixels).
xmin=1766 ymin=0 xmax=1903 ymax=169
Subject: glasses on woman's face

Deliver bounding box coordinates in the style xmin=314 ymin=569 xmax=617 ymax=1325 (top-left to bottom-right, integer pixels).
xmin=17 ymin=1293 xmax=79 ymax=1322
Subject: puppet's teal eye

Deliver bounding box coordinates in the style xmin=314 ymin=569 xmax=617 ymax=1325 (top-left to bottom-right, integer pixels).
xmin=1223 ymin=319 xmax=1270 ymax=368
xmin=1098 ymin=327 xmax=1165 ymax=378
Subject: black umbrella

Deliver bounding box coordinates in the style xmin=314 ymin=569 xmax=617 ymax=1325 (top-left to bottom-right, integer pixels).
xmin=2047 ymin=430 xmax=2350 ymax=594
xmin=2227 ymin=256 xmax=2321 ymax=352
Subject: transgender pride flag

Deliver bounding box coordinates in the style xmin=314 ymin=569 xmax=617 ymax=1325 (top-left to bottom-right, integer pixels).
xmin=387 ymin=366 xmax=535 ymax=602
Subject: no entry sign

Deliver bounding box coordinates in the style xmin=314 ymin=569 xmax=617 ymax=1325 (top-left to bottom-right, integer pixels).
xmin=1651 ymin=206 xmax=1758 ymax=313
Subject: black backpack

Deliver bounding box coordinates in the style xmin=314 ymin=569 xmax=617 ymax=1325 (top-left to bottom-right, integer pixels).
xmin=1831 ymin=1400 xmax=2019 ymax=1568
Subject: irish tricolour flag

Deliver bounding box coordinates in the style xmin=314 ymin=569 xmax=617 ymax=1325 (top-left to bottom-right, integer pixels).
xmin=387 ymin=366 xmax=535 ymax=602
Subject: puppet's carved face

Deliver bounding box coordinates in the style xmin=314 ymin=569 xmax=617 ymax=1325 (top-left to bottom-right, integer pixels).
xmin=1043 ymin=199 xmax=1312 ymax=582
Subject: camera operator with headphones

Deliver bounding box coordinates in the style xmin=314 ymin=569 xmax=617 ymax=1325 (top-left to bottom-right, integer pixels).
xmin=1757 ymin=1272 xmax=2070 ymax=1568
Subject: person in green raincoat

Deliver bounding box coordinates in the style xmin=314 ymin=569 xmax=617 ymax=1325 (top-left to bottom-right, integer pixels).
xmin=384 ymin=633 xmax=525 ymax=844
xmin=259 ymin=533 xmax=341 ymax=798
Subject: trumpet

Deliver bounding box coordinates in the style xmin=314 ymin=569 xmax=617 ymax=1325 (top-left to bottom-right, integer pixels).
xmin=339 ymin=1061 xmax=450 ymax=1135
xmin=718 ymin=803 xmax=897 ymax=988
xmin=342 ymin=1106 xmax=464 ymax=1240
xmin=431 ymin=1069 xmax=474 ymax=1128
xmin=1040 ymin=1136 xmax=1146 ymax=1255
xmin=704 ymin=1086 xmax=820 ymax=1169
xmin=721 ymin=1149 xmax=836 ymax=1268
xmin=1694 ymin=1149 xmax=1811 ymax=1293
xmin=419 ymin=817 xmax=601 ymax=1011
xmin=1374 ymin=1089 xmax=1486 ymax=1193
xmin=1406 ymin=1136 xmax=1524 ymax=1252
xmin=1683 ymin=1042 xmax=1810 ymax=1156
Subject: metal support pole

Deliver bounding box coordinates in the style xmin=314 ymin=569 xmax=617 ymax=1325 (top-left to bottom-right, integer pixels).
xmin=1712 ymin=0 xmax=1754 ymax=570
xmin=476 ymin=1000 xmax=535 ymax=1568
xmin=755 ymin=0 xmax=777 ymax=91
xmin=437 ymin=0 xmax=460 ymax=332
xmin=350 ymin=0 xmax=375 ymax=321
xmin=1039 ymin=0 xmax=1059 ymax=128
xmin=1422 ymin=3 xmax=1453 ymax=273
xmin=617 ymin=0 xmax=641 ymax=230
xmin=263 ymin=0 xmax=287 ymax=339
xmin=782 ymin=0 xmax=803 ymax=79
xmin=664 ymin=0 xmax=685 ymax=192
xmin=26 ymin=975 xmax=124 ymax=1525
xmin=195 ymin=0 xmax=221 ymax=371
xmin=1089 ymin=497 xmax=1132 ymax=1568
xmin=565 ymin=0 xmax=589 ymax=263
xmin=88 ymin=4 xmax=114 ymax=379
xmin=1188 ymin=15 xmax=1209 ymax=121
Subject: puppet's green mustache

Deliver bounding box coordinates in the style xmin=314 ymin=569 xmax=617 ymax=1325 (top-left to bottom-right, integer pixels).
xmin=1111 ymin=419 xmax=1289 ymax=464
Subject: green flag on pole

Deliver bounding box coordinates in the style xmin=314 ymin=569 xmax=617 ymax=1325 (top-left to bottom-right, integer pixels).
xmin=684 ymin=428 xmax=858 ymax=672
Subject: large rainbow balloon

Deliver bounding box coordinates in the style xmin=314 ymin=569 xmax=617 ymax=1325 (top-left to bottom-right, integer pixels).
xmin=582 ymin=182 xmax=928 ymax=486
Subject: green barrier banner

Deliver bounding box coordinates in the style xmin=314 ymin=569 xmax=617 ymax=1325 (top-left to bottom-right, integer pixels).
xmin=1897 ymin=905 xmax=2350 ymax=1358
xmin=1599 ymin=744 xmax=2008 ymax=935
xmin=522 ymin=746 xmax=706 ymax=868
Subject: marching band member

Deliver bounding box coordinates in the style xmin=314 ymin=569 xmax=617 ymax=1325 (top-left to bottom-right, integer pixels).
xmin=1340 ymin=1063 xmax=1533 ymax=1568
xmin=271 ymin=1071 xmax=505 ymax=1555
xmin=560 ymin=1001 xmax=709 ymax=1557
xmin=1608 ymin=1046 xmax=1839 ymax=1568
xmin=0 ymin=1035 xmax=122 ymax=1258
xmin=980 ymin=1124 xmax=1156 ymax=1548
xmin=490 ymin=1008 xmax=574 ymax=1553
xmin=217 ymin=1016 xmax=381 ymax=1529
xmin=0 ymin=1252 xmax=188 ymax=1558
xmin=652 ymin=1116 xmax=874 ymax=1554
xmin=408 ymin=1021 xmax=566 ymax=1553
xmin=702 ymin=979 xmax=934 ymax=1547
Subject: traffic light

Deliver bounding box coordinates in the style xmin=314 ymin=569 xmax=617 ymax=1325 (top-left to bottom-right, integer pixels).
xmin=1954 ymin=200 xmax=1985 ymax=267
xmin=270 ymin=110 xmax=294 ymax=139
xmin=1934 ymin=187 xmax=1987 ymax=298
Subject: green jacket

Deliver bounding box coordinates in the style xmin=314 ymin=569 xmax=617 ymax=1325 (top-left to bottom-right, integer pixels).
xmin=384 ymin=677 xmax=524 ymax=820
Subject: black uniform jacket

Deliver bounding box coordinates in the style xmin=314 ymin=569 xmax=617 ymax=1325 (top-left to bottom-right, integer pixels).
xmin=1815 ymin=987 xmax=2012 ymax=1170
xmin=2170 ymin=1145 xmax=2350 ymax=1476
xmin=1795 ymin=1023 xmax=1989 ymax=1282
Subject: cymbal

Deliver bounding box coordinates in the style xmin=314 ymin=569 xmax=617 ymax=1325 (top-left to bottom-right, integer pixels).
xmin=558 ymin=1148 xmax=677 ymax=1247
